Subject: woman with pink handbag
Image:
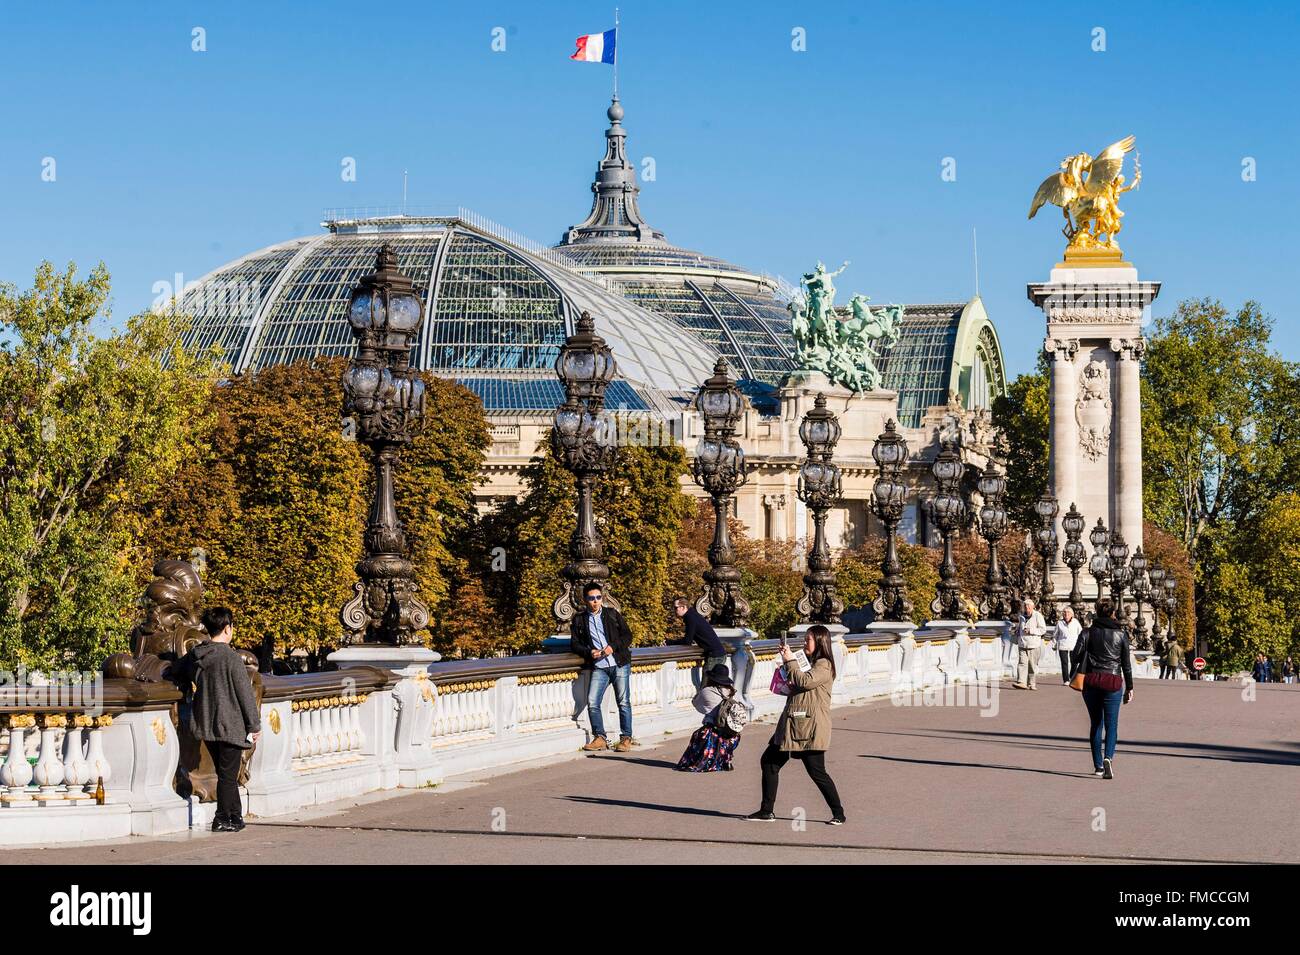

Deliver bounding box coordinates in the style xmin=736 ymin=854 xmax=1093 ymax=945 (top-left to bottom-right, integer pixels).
xmin=745 ymin=626 xmax=845 ymax=826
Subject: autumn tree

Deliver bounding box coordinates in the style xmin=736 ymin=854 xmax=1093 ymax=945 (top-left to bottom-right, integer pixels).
xmin=142 ymin=358 xmax=490 ymax=661
xmin=482 ymin=435 xmax=694 ymax=652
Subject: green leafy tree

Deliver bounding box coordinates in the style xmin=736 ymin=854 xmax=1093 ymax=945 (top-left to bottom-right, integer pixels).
xmin=0 ymin=262 xmax=217 ymax=670
xmin=1142 ymin=299 xmax=1283 ymax=555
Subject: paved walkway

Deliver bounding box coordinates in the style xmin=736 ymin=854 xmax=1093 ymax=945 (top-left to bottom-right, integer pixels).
xmin=10 ymin=678 xmax=1298 ymax=864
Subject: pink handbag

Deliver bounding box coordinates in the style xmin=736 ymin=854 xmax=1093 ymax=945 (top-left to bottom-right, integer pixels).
xmin=769 ymin=666 xmax=792 ymax=696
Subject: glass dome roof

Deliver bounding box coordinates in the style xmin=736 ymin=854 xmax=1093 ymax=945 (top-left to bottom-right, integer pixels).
xmin=178 ymin=215 xmax=720 ymax=402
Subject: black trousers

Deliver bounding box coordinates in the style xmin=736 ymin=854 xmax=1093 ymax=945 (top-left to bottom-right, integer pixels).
xmin=1059 ymin=651 xmax=1073 ymax=680
xmin=759 ymin=743 xmax=843 ymax=816
xmin=205 ymin=740 xmax=244 ymax=821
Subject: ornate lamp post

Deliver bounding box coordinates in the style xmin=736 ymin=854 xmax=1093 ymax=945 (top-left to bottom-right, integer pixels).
xmin=550 ymin=311 xmax=619 ymax=633
xmin=1060 ymin=504 xmax=1088 ymax=617
xmin=1107 ymin=531 xmax=1131 ymax=621
xmin=1147 ymin=561 xmax=1166 ymax=645
xmin=1088 ymin=518 xmax=1110 ymax=614
xmin=871 ymin=419 xmax=912 ymax=622
xmin=1129 ymin=547 xmax=1150 ymax=650
xmin=692 ymin=358 xmax=750 ymax=627
xmin=1032 ymin=491 xmax=1059 ymax=624
xmin=1163 ymin=575 xmax=1177 ymax=654
xmin=796 ymin=395 xmax=844 ymax=624
xmin=340 ymin=243 xmax=430 ymax=645
xmin=976 ymin=461 xmax=1010 ymax=620
xmin=928 ymin=437 xmax=966 ymax=620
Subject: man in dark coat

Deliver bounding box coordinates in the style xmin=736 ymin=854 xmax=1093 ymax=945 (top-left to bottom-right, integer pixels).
xmin=669 ymin=598 xmax=729 ymax=684
xmin=175 ymin=607 xmax=261 ymax=831
xmin=569 ymin=583 xmax=636 ymax=752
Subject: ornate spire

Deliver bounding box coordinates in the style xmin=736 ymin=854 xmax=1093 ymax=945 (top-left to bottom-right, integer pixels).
xmin=560 ymin=97 xmax=666 ymax=246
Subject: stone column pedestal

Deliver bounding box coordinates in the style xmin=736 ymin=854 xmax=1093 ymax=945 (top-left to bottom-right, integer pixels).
xmin=329 ymin=646 xmax=441 ymax=788
xmin=866 ymin=620 xmax=917 ymax=690
xmin=1029 ymin=258 xmax=1160 ymax=599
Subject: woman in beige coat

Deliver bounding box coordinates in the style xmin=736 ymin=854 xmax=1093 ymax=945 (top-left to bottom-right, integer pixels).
xmin=745 ymin=625 xmax=845 ymax=825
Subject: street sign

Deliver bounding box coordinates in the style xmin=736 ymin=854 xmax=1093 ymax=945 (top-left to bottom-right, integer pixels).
xmin=1193 ymin=657 xmax=1206 ymax=671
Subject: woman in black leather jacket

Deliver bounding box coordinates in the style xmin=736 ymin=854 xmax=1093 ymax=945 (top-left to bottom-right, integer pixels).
xmin=1070 ymin=599 xmax=1134 ymax=779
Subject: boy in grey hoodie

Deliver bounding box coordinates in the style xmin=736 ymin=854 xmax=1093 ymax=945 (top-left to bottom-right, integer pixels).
xmin=176 ymin=607 xmax=261 ymax=831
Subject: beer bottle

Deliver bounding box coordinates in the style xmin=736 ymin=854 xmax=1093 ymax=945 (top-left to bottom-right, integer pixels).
xmin=95 ymin=776 xmax=105 ymax=805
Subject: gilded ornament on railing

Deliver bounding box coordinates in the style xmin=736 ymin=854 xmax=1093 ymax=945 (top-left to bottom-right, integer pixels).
xmin=517 ymin=672 xmax=577 ymax=686
xmin=151 ymin=717 xmax=167 ymax=746
xmin=268 ymin=709 xmax=281 ymax=734
xmin=4 ymin=713 xmax=36 ymax=729
xmin=94 ymin=715 xmax=113 ymax=727
xmin=73 ymin=714 xmax=94 ymax=728
xmin=41 ymin=713 xmax=68 ymax=728
xmin=1028 ymin=136 xmax=1141 ymax=256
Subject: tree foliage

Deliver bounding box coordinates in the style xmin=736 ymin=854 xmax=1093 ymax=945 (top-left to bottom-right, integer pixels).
xmin=141 ymin=358 xmax=489 ymax=660
xmin=482 ymin=435 xmax=694 ymax=653
xmin=991 ymin=369 xmax=1050 ymax=526
xmin=1142 ymin=299 xmax=1288 ymax=555
xmin=0 ymin=262 xmax=217 ymax=670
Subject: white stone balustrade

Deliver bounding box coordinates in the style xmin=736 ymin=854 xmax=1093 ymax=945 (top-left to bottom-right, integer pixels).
xmin=3 ymin=624 xmax=1179 ymax=846
xmin=289 ymin=695 xmax=368 ymax=772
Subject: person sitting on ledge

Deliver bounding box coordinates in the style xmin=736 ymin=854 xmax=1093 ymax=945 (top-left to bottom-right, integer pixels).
xmin=675 ymin=663 xmax=743 ymax=772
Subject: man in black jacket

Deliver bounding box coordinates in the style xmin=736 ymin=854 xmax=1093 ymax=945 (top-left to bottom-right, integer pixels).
xmin=570 ymin=582 xmax=636 ymax=752
xmin=669 ymin=598 xmax=729 ymax=684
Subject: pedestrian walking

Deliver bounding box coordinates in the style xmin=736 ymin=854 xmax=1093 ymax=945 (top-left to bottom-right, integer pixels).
xmin=1069 ymin=598 xmax=1133 ymax=779
xmin=1052 ymin=606 xmax=1082 ymax=685
xmin=1282 ymin=656 xmax=1296 ymax=685
xmin=570 ymin=582 xmax=636 ymax=753
xmin=1013 ymin=599 xmax=1047 ymax=689
xmin=174 ymin=607 xmax=261 ymax=832
xmin=1252 ymin=653 xmax=1272 ymax=684
xmin=745 ymin=626 xmax=845 ymax=826
xmin=675 ymin=663 xmax=745 ymax=772
xmin=1162 ymin=638 xmax=1185 ymax=680
xmin=667 ymin=597 xmax=729 ymax=683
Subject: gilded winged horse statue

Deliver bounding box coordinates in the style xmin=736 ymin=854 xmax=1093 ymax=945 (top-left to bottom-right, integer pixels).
xmin=1028 ymin=136 xmax=1141 ymax=253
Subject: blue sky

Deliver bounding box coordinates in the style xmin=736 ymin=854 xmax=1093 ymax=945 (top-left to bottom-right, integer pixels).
xmin=2 ymin=0 xmax=1296 ymax=378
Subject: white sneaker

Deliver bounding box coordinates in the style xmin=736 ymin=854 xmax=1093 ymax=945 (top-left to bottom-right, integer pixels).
xmin=1102 ymin=757 xmax=1114 ymax=779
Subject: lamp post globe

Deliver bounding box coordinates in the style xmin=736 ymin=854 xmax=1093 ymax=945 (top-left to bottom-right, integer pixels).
xmin=795 ymin=394 xmax=844 ymax=625
xmin=549 ymin=312 xmax=621 ymax=634
xmin=691 ymin=358 xmax=750 ymax=628
xmin=928 ymin=438 xmax=967 ymax=621
xmin=976 ymin=461 xmax=1010 ymax=620
xmin=1032 ymin=491 xmax=1059 ymax=624
xmin=1060 ymin=503 xmax=1088 ymax=616
xmin=1147 ymin=562 xmax=1166 ymax=643
xmin=1107 ymin=530 xmax=1131 ymax=614
xmin=339 ymin=243 xmax=431 ymax=646
xmin=1128 ymin=546 xmax=1150 ymax=649
xmin=870 ymin=419 xmax=912 ymax=623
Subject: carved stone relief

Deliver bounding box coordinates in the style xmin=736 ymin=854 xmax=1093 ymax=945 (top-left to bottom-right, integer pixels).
xmin=1075 ymin=359 xmax=1112 ymax=461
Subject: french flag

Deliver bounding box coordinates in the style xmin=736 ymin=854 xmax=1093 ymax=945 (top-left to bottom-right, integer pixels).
xmin=570 ymin=28 xmax=616 ymax=64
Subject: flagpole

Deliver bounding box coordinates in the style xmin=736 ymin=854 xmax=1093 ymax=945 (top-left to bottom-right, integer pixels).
xmin=613 ymin=7 xmax=619 ymax=99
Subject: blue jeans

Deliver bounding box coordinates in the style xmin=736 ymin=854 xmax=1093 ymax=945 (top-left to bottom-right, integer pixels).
xmin=587 ymin=663 xmax=632 ymax=741
xmin=1082 ymin=685 xmax=1122 ymax=768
